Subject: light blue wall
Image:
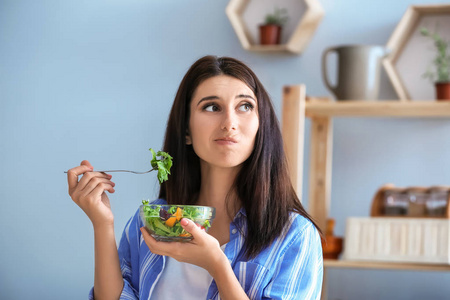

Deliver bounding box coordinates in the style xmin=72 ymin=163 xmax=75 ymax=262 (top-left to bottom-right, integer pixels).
xmin=1 ymin=0 xmax=450 ymax=299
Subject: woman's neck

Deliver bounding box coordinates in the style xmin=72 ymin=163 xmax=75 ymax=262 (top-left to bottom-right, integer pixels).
xmin=197 ymin=165 xmax=239 ymax=207
xmin=196 ymin=162 xmax=241 ymax=239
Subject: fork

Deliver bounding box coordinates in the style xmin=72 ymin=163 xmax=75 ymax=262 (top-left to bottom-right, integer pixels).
xmin=64 ymin=168 xmax=156 ymax=174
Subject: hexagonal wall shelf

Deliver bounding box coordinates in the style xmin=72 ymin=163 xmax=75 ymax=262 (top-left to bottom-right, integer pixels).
xmin=383 ymin=4 xmax=450 ymax=101
xmin=226 ymin=0 xmax=324 ymax=54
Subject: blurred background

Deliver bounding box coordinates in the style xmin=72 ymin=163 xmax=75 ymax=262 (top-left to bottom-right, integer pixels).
xmin=1 ymin=0 xmax=450 ymax=299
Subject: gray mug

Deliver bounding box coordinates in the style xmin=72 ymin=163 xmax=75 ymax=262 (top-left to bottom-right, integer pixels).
xmin=322 ymin=45 xmax=388 ymax=100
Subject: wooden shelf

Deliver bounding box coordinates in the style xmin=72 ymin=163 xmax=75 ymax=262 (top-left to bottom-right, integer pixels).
xmin=226 ymin=0 xmax=324 ymax=54
xmin=324 ymin=259 xmax=450 ymax=272
xmin=281 ymin=85 xmax=450 ymax=300
xmin=305 ymin=100 xmax=450 ymax=117
xmin=246 ymin=44 xmax=289 ymax=53
xmin=383 ymin=4 xmax=450 ymax=100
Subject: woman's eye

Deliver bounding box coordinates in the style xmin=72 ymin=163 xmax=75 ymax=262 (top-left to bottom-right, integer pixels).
xmin=203 ymin=104 xmax=219 ymax=112
xmin=239 ymin=103 xmax=254 ymax=112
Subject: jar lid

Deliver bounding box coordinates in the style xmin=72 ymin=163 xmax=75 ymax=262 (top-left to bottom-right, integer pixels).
xmin=406 ymin=186 xmax=428 ymax=194
xmin=428 ymin=185 xmax=450 ymax=192
xmin=384 ymin=187 xmax=407 ymax=194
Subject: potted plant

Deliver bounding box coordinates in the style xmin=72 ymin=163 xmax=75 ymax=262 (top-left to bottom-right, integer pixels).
xmin=259 ymin=7 xmax=289 ymax=45
xmin=420 ymin=27 xmax=450 ymax=101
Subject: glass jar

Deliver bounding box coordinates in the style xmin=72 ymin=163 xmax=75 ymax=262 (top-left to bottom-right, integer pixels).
xmin=407 ymin=187 xmax=429 ymax=217
xmin=426 ymin=186 xmax=449 ymax=217
xmin=383 ymin=188 xmax=408 ymax=216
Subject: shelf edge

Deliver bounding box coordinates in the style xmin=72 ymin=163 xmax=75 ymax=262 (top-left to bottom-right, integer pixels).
xmin=305 ymin=101 xmax=450 ymax=117
xmin=324 ymin=259 xmax=450 ymax=272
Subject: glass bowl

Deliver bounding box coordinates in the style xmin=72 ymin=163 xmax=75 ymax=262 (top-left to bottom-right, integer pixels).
xmin=139 ymin=204 xmax=216 ymax=242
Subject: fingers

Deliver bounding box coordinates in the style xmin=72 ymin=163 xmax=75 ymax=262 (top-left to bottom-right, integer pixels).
xmin=80 ymin=160 xmax=93 ymax=168
xmin=180 ymin=218 xmax=204 ymax=238
xmin=140 ymin=227 xmax=154 ymax=247
xmin=77 ymin=171 xmax=113 ymax=194
xmin=85 ymin=179 xmax=115 ymax=200
xmin=139 ymin=224 xmax=221 ymax=270
xmin=140 ymin=227 xmax=188 ymax=254
xmin=67 ymin=163 xmax=93 ymax=193
xmin=67 ymin=160 xmax=115 ymax=206
xmin=139 ymin=227 xmax=170 ymax=256
xmin=140 ymin=219 xmax=207 ymax=255
xmin=74 ymin=174 xmax=115 ymax=204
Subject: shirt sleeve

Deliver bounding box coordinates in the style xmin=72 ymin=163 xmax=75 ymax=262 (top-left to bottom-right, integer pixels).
xmin=263 ymin=220 xmax=324 ymax=300
xmin=117 ymin=215 xmax=140 ymax=299
xmin=88 ymin=216 xmax=139 ymax=300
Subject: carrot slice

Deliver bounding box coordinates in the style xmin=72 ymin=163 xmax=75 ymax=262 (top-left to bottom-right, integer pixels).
xmin=165 ymin=207 xmax=183 ymax=227
xmin=165 ymin=216 xmax=177 ymax=227
xmin=175 ymin=207 xmax=183 ymax=221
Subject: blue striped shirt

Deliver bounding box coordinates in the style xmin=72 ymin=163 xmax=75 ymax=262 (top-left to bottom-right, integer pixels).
xmin=89 ymin=199 xmax=323 ymax=299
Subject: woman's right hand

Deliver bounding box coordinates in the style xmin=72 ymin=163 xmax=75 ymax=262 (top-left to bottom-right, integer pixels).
xmin=67 ymin=160 xmax=116 ymax=228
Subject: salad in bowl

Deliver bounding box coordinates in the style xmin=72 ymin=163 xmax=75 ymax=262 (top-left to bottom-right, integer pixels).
xmin=140 ymin=201 xmax=216 ymax=242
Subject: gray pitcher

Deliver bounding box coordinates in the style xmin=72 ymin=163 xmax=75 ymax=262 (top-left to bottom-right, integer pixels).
xmin=322 ymin=45 xmax=388 ymax=100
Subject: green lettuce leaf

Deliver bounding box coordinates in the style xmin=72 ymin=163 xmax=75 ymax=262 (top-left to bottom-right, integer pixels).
xmin=149 ymin=148 xmax=173 ymax=184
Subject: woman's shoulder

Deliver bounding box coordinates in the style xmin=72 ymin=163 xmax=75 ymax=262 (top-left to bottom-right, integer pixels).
xmin=249 ymin=212 xmax=322 ymax=267
xmin=286 ymin=212 xmax=321 ymax=241
xmin=289 ymin=212 xmax=318 ymax=233
xmin=270 ymin=212 xmax=321 ymax=255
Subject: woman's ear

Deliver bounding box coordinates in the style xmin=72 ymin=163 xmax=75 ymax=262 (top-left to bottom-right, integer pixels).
xmin=186 ymin=131 xmax=192 ymax=145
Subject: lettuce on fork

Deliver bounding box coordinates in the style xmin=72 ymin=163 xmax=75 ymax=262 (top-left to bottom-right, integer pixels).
xmin=149 ymin=148 xmax=173 ymax=184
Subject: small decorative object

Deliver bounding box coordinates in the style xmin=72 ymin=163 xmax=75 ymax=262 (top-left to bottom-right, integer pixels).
xmin=345 ymin=217 xmax=450 ymax=264
xmin=345 ymin=184 xmax=450 ymax=264
xmin=322 ymin=45 xmax=388 ymax=100
xmin=407 ymin=187 xmax=428 ymax=217
xmin=259 ymin=7 xmax=289 ymax=45
xmin=427 ymin=186 xmax=450 ymax=216
xmin=321 ymin=218 xmax=343 ymax=259
xmin=420 ymin=26 xmax=450 ymax=101
xmin=383 ymin=187 xmax=408 ymax=216
xmin=370 ymin=184 xmax=450 ymax=218
xmin=383 ymin=4 xmax=450 ymax=100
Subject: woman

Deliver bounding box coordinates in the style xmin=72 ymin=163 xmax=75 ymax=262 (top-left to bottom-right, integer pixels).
xmin=67 ymin=55 xmax=323 ymax=300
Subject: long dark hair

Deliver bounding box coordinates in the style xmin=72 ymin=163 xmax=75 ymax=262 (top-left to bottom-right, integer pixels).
xmin=159 ymin=55 xmax=320 ymax=258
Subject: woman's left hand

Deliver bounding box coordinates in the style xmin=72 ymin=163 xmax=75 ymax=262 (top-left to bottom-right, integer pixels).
xmin=140 ymin=218 xmax=227 ymax=275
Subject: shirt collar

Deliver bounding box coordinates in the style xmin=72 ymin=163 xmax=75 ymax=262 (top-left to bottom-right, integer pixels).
xmin=233 ymin=207 xmax=247 ymax=220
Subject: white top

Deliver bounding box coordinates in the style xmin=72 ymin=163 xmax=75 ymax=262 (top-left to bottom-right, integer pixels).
xmin=151 ymin=244 xmax=227 ymax=300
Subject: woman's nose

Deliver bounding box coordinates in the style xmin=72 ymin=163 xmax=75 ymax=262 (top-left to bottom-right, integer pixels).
xmin=220 ymin=111 xmax=237 ymax=131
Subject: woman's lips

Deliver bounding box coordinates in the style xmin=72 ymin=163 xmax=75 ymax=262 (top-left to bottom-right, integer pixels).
xmin=215 ymin=137 xmax=237 ymax=145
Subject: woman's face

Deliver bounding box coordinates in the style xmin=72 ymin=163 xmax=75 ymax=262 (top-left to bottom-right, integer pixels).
xmin=188 ymin=75 xmax=259 ymax=170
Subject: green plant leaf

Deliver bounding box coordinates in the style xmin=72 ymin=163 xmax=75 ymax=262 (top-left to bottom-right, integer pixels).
xmin=420 ymin=26 xmax=450 ymax=83
xmin=264 ymin=7 xmax=289 ymax=26
xmin=149 ymin=148 xmax=173 ymax=184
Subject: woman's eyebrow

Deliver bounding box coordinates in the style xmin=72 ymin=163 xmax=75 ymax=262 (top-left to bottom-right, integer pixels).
xmin=236 ymin=94 xmax=256 ymax=101
xmin=197 ymin=94 xmax=256 ymax=106
xmin=197 ymin=96 xmax=219 ymax=106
